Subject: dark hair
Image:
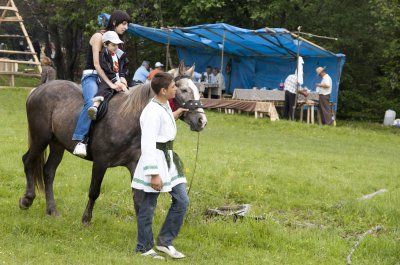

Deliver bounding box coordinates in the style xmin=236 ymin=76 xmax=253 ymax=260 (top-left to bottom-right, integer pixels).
xmin=206 ymin=66 xmax=212 ymax=69
xmin=151 ymin=72 xmax=173 ymax=95
xmin=106 ymin=10 xmax=131 ymax=31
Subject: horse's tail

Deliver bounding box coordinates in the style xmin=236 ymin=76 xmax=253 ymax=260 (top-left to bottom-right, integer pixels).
xmin=27 ymin=124 xmax=46 ymax=193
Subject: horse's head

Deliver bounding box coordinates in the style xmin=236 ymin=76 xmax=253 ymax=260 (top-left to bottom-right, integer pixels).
xmin=170 ymin=62 xmax=207 ymax=131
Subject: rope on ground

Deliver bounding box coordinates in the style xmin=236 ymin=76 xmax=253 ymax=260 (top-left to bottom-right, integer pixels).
xmin=346 ymin=225 xmax=382 ymax=265
xmin=357 ymin=188 xmax=388 ymax=201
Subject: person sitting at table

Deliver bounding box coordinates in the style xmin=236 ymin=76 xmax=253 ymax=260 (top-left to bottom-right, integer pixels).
xmin=201 ymin=66 xmax=213 ymax=83
xmin=212 ymin=67 xmax=225 ymax=96
xmin=283 ymin=73 xmax=308 ymax=120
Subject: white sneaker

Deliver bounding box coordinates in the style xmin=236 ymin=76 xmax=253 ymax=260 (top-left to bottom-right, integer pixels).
xmin=140 ymin=249 xmax=165 ymax=260
xmin=88 ymin=106 xmax=98 ymax=120
xmin=156 ymin=245 xmax=185 ymax=259
xmin=73 ymin=142 xmax=87 ymax=158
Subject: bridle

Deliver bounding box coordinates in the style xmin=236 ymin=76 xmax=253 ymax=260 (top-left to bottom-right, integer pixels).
xmin=173 ymin=75 xmax=204 ymax=114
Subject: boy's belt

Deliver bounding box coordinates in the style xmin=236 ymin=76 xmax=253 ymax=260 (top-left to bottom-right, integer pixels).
xmin=156 ymin=141 xmax=184 ymax=176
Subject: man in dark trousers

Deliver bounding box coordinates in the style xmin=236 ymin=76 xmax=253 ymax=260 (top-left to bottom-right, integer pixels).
xmin=316 ymin=67 xmax=333 ymax=125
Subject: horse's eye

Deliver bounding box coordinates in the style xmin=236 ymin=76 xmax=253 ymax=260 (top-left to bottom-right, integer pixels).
xmin=180 ymin=89 xmax=188 ymax=93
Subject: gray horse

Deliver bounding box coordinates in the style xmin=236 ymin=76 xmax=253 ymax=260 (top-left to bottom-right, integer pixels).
xmin=20 ymin=63 xmax=207 ymax=225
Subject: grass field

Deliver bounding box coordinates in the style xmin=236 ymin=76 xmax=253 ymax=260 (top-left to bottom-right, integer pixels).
xmin=0 ymin=87 xmax=399 ymax=264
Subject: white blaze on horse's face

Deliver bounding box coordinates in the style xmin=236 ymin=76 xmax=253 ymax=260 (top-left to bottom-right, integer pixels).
xmin=186 ymin=79 xmax=207 ymax=129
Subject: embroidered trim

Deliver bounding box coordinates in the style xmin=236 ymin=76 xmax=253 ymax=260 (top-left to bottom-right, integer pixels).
xmin=143 ymin=165 xmax=158 ymax=170
xmin=132 ymin=175 xmax=185 ymax=187
xmin=151 ymin=98 xmax=176 ymax=127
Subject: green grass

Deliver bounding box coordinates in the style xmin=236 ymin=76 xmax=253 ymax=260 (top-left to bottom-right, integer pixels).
xmin=1 ymin=88 xmax=400 ymax=264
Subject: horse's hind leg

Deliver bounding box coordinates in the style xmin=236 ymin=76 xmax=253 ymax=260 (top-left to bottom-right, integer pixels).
xmin=43 ymin=140 xmax=65 ymax=216
xmin=82 ymin=162 xmax=107 ymax=226
xmin=20 ymin=139 xmax=49 ymax=209
xmin=20 ymin=150 xmax=37 ymax=208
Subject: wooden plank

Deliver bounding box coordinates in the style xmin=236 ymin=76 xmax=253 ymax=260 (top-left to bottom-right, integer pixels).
xmin=0 ymin=0 xmax=12 ymax=26
xmin=0 ymin=58 xmax=40 ymax=65
xmin=0 ymin=6 xmax=17 ymax=11
xmin=0 ymin=71 xmax=41 ymax=77
xmin=10 ymin=0 xmax=42 ymax=73
xmin=0 ymin=17 xmax=22 ymax=22
xmin=0 ymin=34 xmax=25 ymax=38
xmin=0 ymin=50 xmax=36 ymax=55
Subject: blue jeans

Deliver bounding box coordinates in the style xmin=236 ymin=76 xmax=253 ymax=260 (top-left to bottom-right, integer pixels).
xmin=135 ymin=183 xmax=189 ymax=252
xmin=72 ymin=73 xmax=98 ymax=141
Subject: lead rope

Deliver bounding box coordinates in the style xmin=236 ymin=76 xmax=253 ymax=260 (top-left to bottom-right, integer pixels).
xmin=187 ymin=131 xmax=200 ymax=195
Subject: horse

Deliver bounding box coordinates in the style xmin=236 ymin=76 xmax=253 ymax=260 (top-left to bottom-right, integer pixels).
xmin=20 ymin=62 xmax=207 ymax=225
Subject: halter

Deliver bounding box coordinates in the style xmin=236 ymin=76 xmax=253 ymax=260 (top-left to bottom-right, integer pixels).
xmin=174 ymin=75 xmax=204 ymax=113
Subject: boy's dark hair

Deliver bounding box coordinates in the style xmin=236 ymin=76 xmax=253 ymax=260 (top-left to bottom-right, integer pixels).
xmin=207 ymin=66 xmax=212 ymax=69
xmin=151 ymin=72 xmax=173 ymax=95
xmin=106 ymin=10 xmax=131 ymax=32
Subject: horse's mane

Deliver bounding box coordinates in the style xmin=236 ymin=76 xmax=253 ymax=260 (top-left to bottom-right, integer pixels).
xmin=119 ymin=83 xmax=154 ymax=119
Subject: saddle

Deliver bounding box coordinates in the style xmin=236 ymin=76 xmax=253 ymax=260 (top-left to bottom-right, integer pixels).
xmin=95 ymin=89 xmax=116 ymax=122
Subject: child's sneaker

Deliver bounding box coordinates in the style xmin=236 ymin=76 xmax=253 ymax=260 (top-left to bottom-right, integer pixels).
xmin=73 ymin=142 xmax=87 ymax=158
xmin=88 ymin=106 xmax=98 ymax=120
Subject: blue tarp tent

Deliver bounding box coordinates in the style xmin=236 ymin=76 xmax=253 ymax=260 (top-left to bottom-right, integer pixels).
xmin=99 ymin=14 xmax=345 ymax=107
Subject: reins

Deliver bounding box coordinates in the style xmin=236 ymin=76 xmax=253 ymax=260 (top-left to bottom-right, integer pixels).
xmin=172 ymin=74 xmax=203 ymax=195
xmin=187 ymin=131 xmax=200 ymax=195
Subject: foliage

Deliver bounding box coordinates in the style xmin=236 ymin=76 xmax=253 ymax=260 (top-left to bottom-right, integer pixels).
xmin=1 ymin=89 xmax=400 ymax=264
xmin=12 ymin=0 xmax=400 ymax=120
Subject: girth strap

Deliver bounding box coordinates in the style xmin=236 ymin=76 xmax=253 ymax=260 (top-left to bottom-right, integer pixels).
xmin=156 ymin=141 xmax=184 ymax=176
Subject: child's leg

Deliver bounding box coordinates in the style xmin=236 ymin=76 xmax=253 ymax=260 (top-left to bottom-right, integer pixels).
xmin=87 ymin=96 xmax=104 ymax=120
xmin=136 ymin=189 xmax=160 ymax=253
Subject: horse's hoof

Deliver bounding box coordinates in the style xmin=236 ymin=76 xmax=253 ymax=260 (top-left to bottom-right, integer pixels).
xmin=46 ymin=208 xmax=60 ymax=217
xmin=81 ymin=216 xmax=92 ymax=226
xmin=19 ymin=197 xmax=33 ymax=209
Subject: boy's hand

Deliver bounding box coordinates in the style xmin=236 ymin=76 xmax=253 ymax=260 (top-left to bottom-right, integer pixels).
xmin=173 ymin=108 xmax=189 ymax=119
xmin=114 ymin=81 xmax=124 ymax=92
xmin=151 ymin=175 xmax=163 ymax=191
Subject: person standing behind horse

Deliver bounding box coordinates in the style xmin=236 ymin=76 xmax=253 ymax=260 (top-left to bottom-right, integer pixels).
xmin=72 ymin=10 xmax=130 ymax=157
xmin=132 ymin=72 xmax=189 ymax=260
xmin=87 ymin=31 xmax=127 ymax=120
xmin=40 ymin=56 xmax=56 ymax=84
xmin=147 ymin=61 xmax=164 ymax=81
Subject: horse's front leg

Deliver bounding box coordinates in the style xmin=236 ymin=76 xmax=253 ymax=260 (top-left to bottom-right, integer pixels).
xmin=82 ymin=162 xmax=107 ymax=226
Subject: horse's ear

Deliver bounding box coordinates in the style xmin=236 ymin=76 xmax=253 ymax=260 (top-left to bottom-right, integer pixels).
xmin=178 ymin=60 xmax=185 ymax=75
xmin=186 ymin=63 xmax=195 ymax=77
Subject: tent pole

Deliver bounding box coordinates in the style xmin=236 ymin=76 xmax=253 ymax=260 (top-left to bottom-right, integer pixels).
xmin=220 ymin=30 xmax=225 ymax=71
xmin=165 ymin=29 xmax=171 ymax=71
xmin=292 ymin=26 xmax=301 ymax=121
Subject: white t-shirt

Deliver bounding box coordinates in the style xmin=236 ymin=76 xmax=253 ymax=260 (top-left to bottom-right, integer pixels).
xmin=317 ymin=74 xmax=332 ymax=95
xmin=111 ymin=53 xmax=120 ymax=80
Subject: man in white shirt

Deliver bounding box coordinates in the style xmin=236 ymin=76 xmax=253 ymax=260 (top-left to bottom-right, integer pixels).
xmin=283 ymin=73 xmax=308 ymax=119
xmin=212 ymin=67 xmax=225 ymax=95
xmin=315 ymin=67 xmax=333 ymax=125
xmin=202 ymin=66 xmax=213 ymax=83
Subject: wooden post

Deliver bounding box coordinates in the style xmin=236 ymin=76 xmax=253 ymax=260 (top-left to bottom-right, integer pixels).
xmin=165 ymin=29 xmax=171 ymax=71
xmin=291 ymin=26 xmax=301 ymax=121
xmin=10 ymin=62 xmax=15 ymax=87
xmin=219 ymin=30 xmax=225 ymax=98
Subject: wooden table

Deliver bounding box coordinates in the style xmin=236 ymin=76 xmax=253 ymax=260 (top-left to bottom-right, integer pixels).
xmin=194 ymin=82 xmax=220 ymax=98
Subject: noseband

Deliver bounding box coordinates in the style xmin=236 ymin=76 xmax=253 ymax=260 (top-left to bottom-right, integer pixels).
xmin=174 ymin=75 xmax=204 ymax=114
